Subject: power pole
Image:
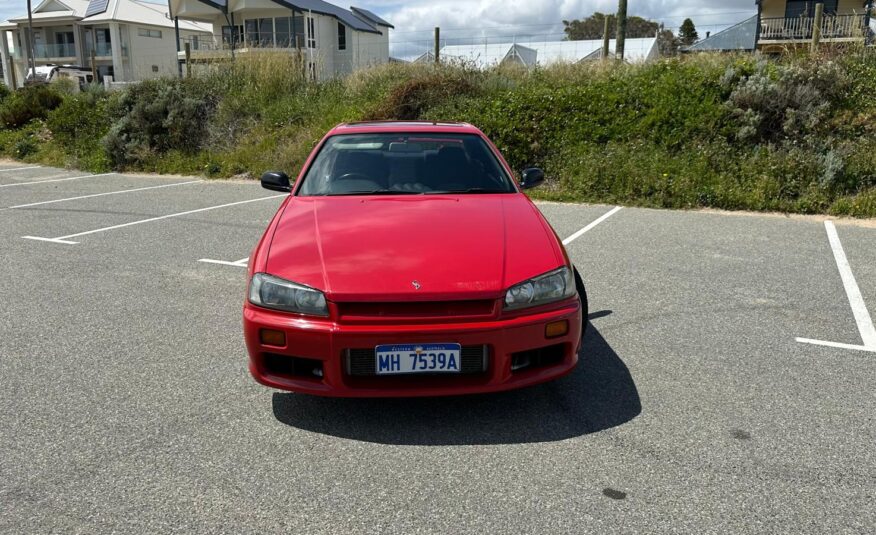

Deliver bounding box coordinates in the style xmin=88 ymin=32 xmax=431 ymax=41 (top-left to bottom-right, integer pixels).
xmin=602 ymin=15 xmax=611 ymax=59
xmin=615 ymin=0 xmax=628 ymax=61
xmin=26 ymin=0 xmax=36 ymax=80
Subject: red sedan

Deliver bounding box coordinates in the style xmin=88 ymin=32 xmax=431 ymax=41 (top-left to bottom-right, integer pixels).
xmin=244 ymin=121 xmax=586 ymax=397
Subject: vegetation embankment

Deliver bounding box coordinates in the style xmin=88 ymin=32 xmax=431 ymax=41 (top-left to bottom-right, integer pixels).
xmin=1 ymin=51 xmax=875 ymax=217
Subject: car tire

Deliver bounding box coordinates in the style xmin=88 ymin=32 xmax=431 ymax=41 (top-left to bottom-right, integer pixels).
xmin=574 ymin=267 xmax=588 ymax=339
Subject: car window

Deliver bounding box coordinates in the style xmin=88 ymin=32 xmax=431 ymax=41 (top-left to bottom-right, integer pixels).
xmin=296 ymin=133 xmax=516 ymax=196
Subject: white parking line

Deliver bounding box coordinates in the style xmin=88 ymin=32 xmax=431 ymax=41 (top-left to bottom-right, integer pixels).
xmin=22 ymin=195 xmax=286 ymax=245
xmin=563 ymin=206 xmax=622 ymax=245
xmin=796 ymin=221 xmax=876 ymax=354
xmin=0 ymin=172 xmax=114 ymax=188
xmin=198 ymin=257 xmax=249 ymax=268
xmin=0 ymin=166 xmax=41 ymax=173
xmin=1 ymin=180 xmax=201 ymax=210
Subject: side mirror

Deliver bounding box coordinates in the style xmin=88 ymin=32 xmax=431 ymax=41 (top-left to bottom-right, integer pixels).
xmin=261 ymin=171 xmax=292 ymax=192
xmin=520 ymin=168 xmax=545 ymax=190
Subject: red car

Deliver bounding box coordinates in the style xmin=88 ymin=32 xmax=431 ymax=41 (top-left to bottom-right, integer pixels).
xmin=244 ymin=121 xmax=586 ymax=397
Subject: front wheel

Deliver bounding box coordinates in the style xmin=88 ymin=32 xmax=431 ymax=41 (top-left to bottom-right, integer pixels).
xmin=574 ymin=268 xmax=588 ymax=339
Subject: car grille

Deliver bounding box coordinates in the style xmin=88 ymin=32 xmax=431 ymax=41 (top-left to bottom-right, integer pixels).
xmin=346 ymin=345 xmax=489 ymax=376
xmin=336 ymin=300 xmax=496 ymax=323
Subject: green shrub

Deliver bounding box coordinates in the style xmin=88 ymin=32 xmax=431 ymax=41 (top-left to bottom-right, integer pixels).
xmin=724 ymin=59 xmax=847 ymax=143
xmin=103 ymin=78 xmax=215 ymax=167
xmin=0 ymin=85 xmax=64 ymax=128
xmin=43 ymin=88 xmax=113 ymax=172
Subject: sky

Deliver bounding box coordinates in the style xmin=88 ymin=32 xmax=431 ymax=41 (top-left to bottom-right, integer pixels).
xmin=1 ymin=0 xmax=758 ymax=56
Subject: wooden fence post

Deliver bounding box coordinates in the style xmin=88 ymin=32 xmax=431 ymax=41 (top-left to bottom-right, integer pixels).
xmin=811 ymin=3 xmax=824 ymax=53
xmin=434 ymin=27 xmax=440 ymax=64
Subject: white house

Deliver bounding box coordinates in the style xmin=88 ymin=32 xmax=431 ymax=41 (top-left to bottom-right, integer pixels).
xmin=0 ymin=0 xmax=212 ymax=88
xmin=416 ymin=38 xmax=660 ymax=69
xmin=168 ymin=0 xmax=393 ymax=79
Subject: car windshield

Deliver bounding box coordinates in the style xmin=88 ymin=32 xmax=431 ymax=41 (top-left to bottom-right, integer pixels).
xmin=296 ymin=133 xmax=516 ymax=196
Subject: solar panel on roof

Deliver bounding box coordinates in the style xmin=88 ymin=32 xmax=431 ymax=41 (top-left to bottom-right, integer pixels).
xmin=84 ymin=0 xmax=109 ymax=18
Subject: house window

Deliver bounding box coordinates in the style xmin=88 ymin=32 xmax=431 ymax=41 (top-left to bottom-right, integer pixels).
xmin=222 ymin=25 xmax=242 ymax=46
xmin=337 ymin=22 xmax=346 ymax=50
xmin=275 ymin=17 xmax=292 ymax=47
xmin=293 ymin=14 xmax=306 ymax=48
xmin=245 ymin=18 xmax=275 ymax=47
xmin=306 ymin=17 xmax=316 ymax=49
xmin=138 ymin=28 xmax=162 ymax=39
xmin=784 ymin=0 xmax=838 ymax=18
xmin=191 ymin=35 xmax=199 ymax=50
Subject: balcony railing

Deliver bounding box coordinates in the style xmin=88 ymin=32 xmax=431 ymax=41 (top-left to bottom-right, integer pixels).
xmin=179 ymin=36 xmax=306 ymax=52
xmin=760 ymin=14 xmax=869 ymax=41
xmin=33 ymin=43 xmax=76 ymax=58
xmin=87 ymin=42 xmax=113 ymax=57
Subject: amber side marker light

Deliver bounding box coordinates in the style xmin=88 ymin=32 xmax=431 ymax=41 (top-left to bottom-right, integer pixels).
xmin=545 ymin=320 xmax=569 ymax=339
xmin=260 ymin=329 xmax=287 ymax=347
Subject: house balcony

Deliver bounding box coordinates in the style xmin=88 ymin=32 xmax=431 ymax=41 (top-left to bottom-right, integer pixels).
xmin=13 ymin=42 xmax=77 ymax=61
xmin=759 ymin=14 xmax=871 ymax=43
xmin=177 ymin=36 xmax=309 ymax=61
xmin=85 ymin=42 xmax=114 ymax=59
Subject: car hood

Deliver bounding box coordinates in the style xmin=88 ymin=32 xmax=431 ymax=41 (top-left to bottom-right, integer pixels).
xmin=266 ymin=194 xmax=564 ymax=301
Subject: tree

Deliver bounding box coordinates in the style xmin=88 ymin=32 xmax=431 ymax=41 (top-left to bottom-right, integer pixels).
xmin=657 ymin=29 xmax=679 ymax=56
xmin=563 ymin=12 xmax=659 ymax=41
xmin=678 ymin=18 xmax=699 ymax=46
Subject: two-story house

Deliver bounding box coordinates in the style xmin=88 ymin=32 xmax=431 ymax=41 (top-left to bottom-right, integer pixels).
xmin=0 ymin=0 xmax=212 ymax=88
xmin=758 ymin=0 xmax=874 ymax=51
xmin=168 ymin=0 xmax=393 ymax=80
xmin=688 ymin=0 xmax=874 ymax=53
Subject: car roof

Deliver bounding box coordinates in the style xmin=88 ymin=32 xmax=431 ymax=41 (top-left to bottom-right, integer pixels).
xmin=329 ymin=121 xmax=484 ymax=135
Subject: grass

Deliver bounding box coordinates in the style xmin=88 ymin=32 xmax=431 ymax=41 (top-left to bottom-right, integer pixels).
xmin=1 ymin=50 xmax=875 ymax=217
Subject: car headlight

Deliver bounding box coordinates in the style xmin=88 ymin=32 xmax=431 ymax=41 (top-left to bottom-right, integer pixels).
xmin=248 ymin=273 xmax=328 ymax=316
xmin=504 ymin=266 xmax=576 ymax=310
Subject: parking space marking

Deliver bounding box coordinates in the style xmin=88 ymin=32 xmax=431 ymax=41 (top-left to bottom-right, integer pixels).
xmin=796 ymin=221 xmax=876 ymax=353
xmin=0 ymin=172 xmax=114 ymax=188
xmin=562 ymin=206 xmax=622 ymax=245
xmin=22 ymin=195 xmax=287 ymax=245
xmin=1 ymin=180 xmax=202 ymax=210
xmin=0 ymin=166 xmax=41 ymax=173
xmin=199 ymin=257 xmax=250 ymax=268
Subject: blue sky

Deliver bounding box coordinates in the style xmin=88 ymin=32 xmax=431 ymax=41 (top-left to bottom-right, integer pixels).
xmin=1 ymin=1 xmax=757 ymax=45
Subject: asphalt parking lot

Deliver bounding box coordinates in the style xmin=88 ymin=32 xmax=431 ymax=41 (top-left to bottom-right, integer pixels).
xmin=1 ymin=162 xmax=874 ymax=534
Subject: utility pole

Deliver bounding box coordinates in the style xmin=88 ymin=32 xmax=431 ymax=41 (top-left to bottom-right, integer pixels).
xmin=434 ymin=27 xmax=440 ymax=64
xmin=602 ymin=15 xmax=611 ymax=59
xmin=811 ymin=2 xmax=824 ymax=53
xmin=615 ymin=0 xmax=628 ymax=61
xmin=26 ymin=0 xmax=36 ymax=81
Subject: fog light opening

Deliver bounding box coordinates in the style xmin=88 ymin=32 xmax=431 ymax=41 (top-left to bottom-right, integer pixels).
xmin=545 ymin=320 xmax=569 ymax=339
xmin=511 ymin=353 xmax=531 ymax=371
xmin=260 ymin=329 xmax=286 ymax=347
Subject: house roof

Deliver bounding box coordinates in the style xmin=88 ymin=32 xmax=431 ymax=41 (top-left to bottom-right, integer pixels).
xmin=686 ymin=15 xmax=758 ymax=52
xmin=169 ymin=0 xmax=390 ymax=34
xmin=350 ymin=6 xmax=393 ymax=29
xmin=5 ymin=0 xmax=210 ymax=32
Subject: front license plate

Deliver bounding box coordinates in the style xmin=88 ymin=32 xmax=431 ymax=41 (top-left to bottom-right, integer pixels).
xmin=375 ymin=344 xmax=462 ymax=375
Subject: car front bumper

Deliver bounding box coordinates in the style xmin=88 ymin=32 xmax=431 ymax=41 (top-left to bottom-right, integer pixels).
xmin=243 ymin=298 xmax=582 ymax=398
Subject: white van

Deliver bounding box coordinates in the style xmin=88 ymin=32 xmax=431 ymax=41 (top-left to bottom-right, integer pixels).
xmin=25 ymin=65 xmax=96 ymax=90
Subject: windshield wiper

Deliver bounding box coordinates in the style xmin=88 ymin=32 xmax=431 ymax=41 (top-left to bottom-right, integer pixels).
xmin=326 ymin=189 xmax=424 ymax=196
xmin=425 ymin=188 xmax=509 ymax=195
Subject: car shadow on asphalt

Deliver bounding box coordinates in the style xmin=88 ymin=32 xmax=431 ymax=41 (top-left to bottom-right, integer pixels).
xmin=271 ymin=311 xmax=640 ymax=445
